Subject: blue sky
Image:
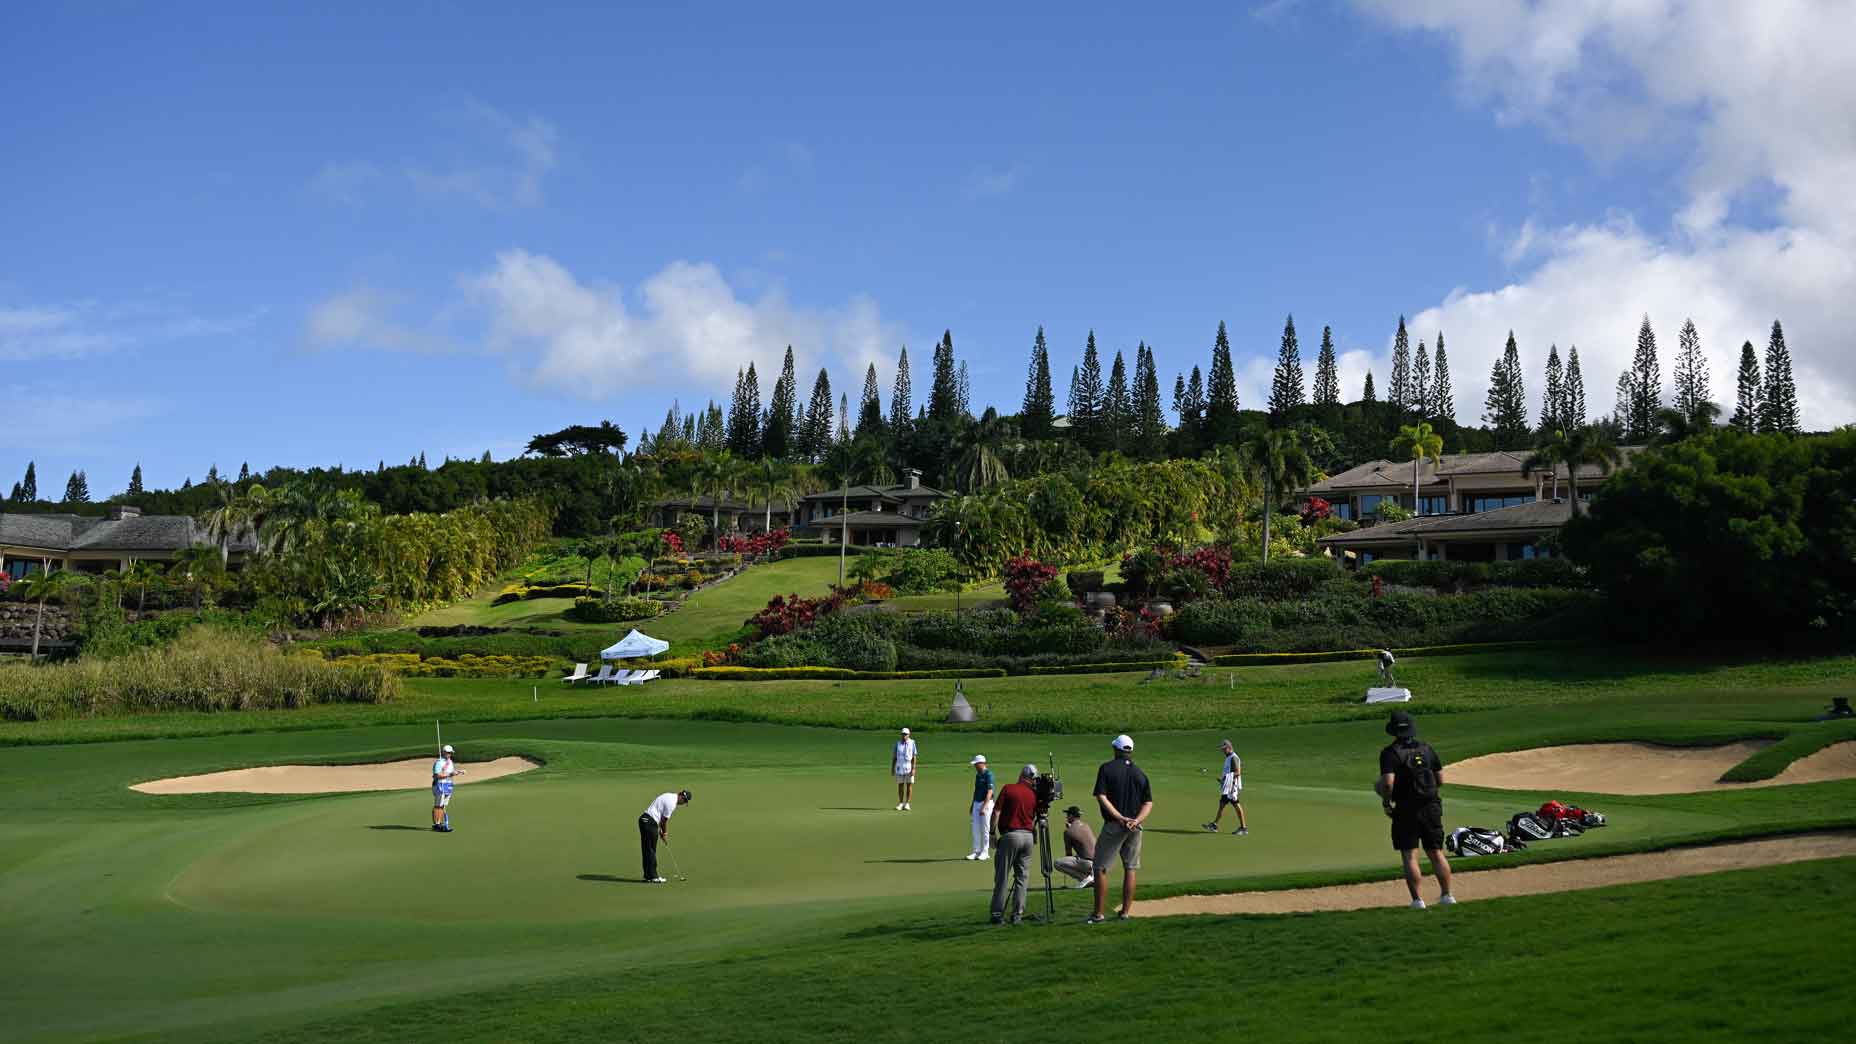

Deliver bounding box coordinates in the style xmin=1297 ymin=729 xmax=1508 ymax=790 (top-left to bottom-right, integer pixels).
xmin=5 ymin=1 xmax=1852 ymax=494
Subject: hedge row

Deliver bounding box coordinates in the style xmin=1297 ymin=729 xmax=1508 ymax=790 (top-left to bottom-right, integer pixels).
xmin=1025 ymin=656 xmax=1188 ymax=675
xmin=688 ymin=666 xmax=1008 ymax=681
xmin=1210 ymin=640 xmax=1571 ymax=667
xmin=492 ymin=581 xmax=602 ymax=605
xmin=1360 ymin=558 xmax=1589 ymax=590
xmin=301 ymin=651 xmax=562 ymax=678
xmin=563 ymin=597 xmax=661 ymax=623
xmin=774 ymin=543 xmax=870 ymax=559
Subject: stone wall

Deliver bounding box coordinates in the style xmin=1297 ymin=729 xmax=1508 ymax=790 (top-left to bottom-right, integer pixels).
xmin=0 ymin=602 xmax=74 ymax=643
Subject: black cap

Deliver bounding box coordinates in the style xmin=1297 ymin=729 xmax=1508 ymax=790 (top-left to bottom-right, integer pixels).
xmin=1062 ymin=805 xmax=1083 ymax=817
xmin=1385 ymin=710 xmax=1416 ymax=738
xmin=679 ymin=789 xmax=693 ymax=802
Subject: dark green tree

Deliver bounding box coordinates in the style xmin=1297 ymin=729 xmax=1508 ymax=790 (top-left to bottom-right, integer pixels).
xmin=1069 ymin=332 xmax=1105 ymax=449
xmin=1102 ymin=349 xmax=1132 ymax=452
xmin=1173 ymin=367 xmax=1207 ymax=456
xmin=1268 ymin=314 xmax=1306 ymax=419
xmin=1133 ymin=343 xmax=1166 ymax=456
xmin=1482 ymin=331 xmax=1529 ymax=448
xmin=127 ymin=463 xmax=143 ymax=495
xmin=62 ymin=469 xmax=91 ymax=504
xmin=855 ymin=363 xmax=884 ymax=440
xmin=1313 ymin=325 xmax=1340 ymax=407
xmin=1021 ymin=326 xmax=1055 ymax=438
xmin=237 ymin=462 xmax=250 ymax=482
xmin=955 ymin=360 xmax=971 ymax=419
xmin=1388 ymin=316 xmax=1411 ymax=412
xmin=1759 ymin=319 xmax=1800 ymax=434
xmin=1539 ymin=344 xmax=1565 ymax=434
xmin=927 ymin=330 xmax=960 ymax=422
xmin=1432 ymin=332 xmax=1455 ymax=422
xmin=1628 ymin=315 xmax=1663 ymax=441
xmin=1362 ymin=370 xmax=1376 ymax=403
xmin=763 ymin=346 xmax=798 ymax=459
xmin=1732 ymin=340 xmax=1762 ymax=431
xmin=527 ymin=421 xmax=628 ymax=457
xmin=1673 ymin=319 xmax=1710 ymax=420
xmin=889 ymin=346 xmax=913 ymax=431
xmin=1206 ymin=321 xmax=1240 ymax=444
xmin=726 ymin=363 xmax=763 ymax=457
xmin=1412 ymin=339 xmax=1432 ymax=419
xmin=206 ymin=463 xmax=221 ymax=484
xmin=1563 ymin=345 xmax=1586 ymax=427
xmin=800 ymin=369 xmax=834 ymax=461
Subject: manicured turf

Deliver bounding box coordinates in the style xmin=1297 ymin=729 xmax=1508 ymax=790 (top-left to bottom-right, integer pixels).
xmin=5 ymin=659 xmax=1856 ymax=1041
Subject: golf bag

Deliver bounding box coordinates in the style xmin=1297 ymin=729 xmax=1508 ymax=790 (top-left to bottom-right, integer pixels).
xmin=1537 ymin=800 xmax=1606 ymax=832
xmin=1446 ymin=827 xmax=1512 ymax=858
xmin=1507 ymin=811 xmax=1555 ymax=843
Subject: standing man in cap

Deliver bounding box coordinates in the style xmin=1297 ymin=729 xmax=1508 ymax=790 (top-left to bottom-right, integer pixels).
xmin=1376 ymin=710 xmax=1455 ymax=909
xmin=1053 ymin=805 xmax=1097 ymax=888
xmin=988 ymin=764 xmax=1041 ymax=923
xmin=1203 ymin=738 xmax=1248 ymax=835
xmin=892 ymin=727 xmax=918 ymax=811
xmin=431 ymin=744 xmax=461 ymax=832
xmin=1088 ymin=734 xmax=1153 ymax=923
xmin=639 ymin=788 xmax=692 ymax=884
xmin=966 ymin=755 xmax=995 ymax=861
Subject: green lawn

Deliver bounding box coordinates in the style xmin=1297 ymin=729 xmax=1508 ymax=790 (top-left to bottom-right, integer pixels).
xmin=3 ymin=651 xmax=1856 ymax=1041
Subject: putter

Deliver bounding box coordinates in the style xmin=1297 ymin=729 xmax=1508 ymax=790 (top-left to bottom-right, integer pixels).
xmin=663 ymin=839 xmax=688 ymax=881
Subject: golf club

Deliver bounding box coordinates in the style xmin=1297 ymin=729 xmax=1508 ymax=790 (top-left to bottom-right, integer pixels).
xmin=662 ymin=839 xmax=688 ymax=881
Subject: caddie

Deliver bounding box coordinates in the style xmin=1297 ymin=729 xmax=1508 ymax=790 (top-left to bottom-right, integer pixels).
xmin=431 ymin=743 xmax=460 ymax=832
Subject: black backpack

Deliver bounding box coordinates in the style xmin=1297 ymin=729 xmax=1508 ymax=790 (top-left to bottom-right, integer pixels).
xmin=1395 ymin=742 xmax=1441 ymax=802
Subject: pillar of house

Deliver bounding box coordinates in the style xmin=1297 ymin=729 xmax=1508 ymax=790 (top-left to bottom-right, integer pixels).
xmin=1435 ymin=542 xmax=1448 ymax=561
xmin=1495 ymin=543 xmax=1510 ymax=561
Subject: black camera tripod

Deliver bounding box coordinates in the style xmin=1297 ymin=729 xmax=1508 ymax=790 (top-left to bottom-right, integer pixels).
xmin=1033 ymin=751 xmax=1063 ymax=923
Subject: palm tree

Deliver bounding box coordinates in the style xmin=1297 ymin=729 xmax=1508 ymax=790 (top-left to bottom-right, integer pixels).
xmin=951 ymin=409 xmax=1015 ymax=493
xmin=123 ymin=559 xmax=164 ymax=614
xmin=576 ymin=538 xmax=604 ymax=590
xmin=698 ymin=450 xmax=748 ymax=539
xmin=168 ymin=545 xmax=224 ymax=610
xmin=1389 ymin=421 xmax=1445 ymax=515
xmin=15 ymin=567 xmax=85 ymax=660
xmin=1652 ymin=401 xmax=1723 ymax=445
xmin=1560 ymin=426 xmax=1624 ymax=514
xmin=822 ymin=436 xmax=891 ymax=587
xmin=1237 ymin=428 xmax=1315 ymax=563
xmin=754 ymin=458 xmax=817 ymax=534
xmin=1522 ymin=429 xmax=1571 ymax=501
xmin=203 ymin=481 xmax=270 ymax=565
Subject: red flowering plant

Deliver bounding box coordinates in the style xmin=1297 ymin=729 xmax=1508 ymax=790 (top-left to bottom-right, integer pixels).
xmin=1002 ymin=555 xmax=1061 ymax=615
xmin=716 ymin=529 xmax=791 ymax=557
xmin=1103 ymin=605 xmax=1163 ymax=642
xmin=661 ymin=530 xmax=686 ymax=555
xmin=1301 ymin=497 xmax=1332 ymax=525
xmin=747 ymin=590 xmax=846 ymax=639
xmin=0 ymin=570 xmax=10 ymax=594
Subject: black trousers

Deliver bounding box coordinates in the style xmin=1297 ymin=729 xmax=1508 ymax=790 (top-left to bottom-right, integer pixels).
xmin=639 ymin=814 xmax=659 ymax=879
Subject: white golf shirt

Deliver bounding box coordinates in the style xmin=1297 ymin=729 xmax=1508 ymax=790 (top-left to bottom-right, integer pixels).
xmin=892 ymin=738 xmax=917 ymax=776
xmin=1221 ymin=752 xmax=1242 ymax=797
xmin=644 ymin=792 xmax=680 ymax=824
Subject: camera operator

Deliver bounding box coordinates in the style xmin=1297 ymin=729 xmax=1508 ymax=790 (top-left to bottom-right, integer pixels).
xmin=988 ymin=764 xmax=1041 ymax=924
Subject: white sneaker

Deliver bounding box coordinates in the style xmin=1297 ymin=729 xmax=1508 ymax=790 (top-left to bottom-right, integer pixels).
xmin=896 ymin=802 xmax=905 ymax=811
xmin=1077 ymin=875 xmax=1094 ymax=889
xmin=1410 ymin=899 xmax=1426 ymax=910
xmin=903 ymin=803 xmax=910 ymax=810
xmin=651 ymin=877 xmax=668 ymax=884
xmin=1439 ymin=894 xmax=1457 ymax=906
xmin=965 ymin=852 xmax=979 ymax=861
xmin=978 ymin=850 xmax=990 ymax=860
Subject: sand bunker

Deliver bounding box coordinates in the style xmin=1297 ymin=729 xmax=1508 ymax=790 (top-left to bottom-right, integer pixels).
xmin=1137 ymin=832 xmax=1856 ymax=918
xmin=1448 ymin=740 xmax=1856 ymax=795
xmin=132 ymin=757 xmax=539 ymax=795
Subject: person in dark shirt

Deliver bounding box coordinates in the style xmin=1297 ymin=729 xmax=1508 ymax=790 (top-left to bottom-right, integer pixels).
xmin=988 ymin=764 xmax=1041 ymax=924
xmin=1375 ymin=710 xmax=1455 ymax=909
xmin=1088 ymin=734 xmax=1153 ymax=923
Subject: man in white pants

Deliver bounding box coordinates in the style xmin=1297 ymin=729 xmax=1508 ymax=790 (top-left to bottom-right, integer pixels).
xmin=966 ymin=754 xmax=995 ymax=860
xmin=892 ymin=727 xmax=917 ymax=811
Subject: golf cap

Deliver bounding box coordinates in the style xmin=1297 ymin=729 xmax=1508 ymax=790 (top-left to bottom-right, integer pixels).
xmin=1112 ymin=734 xmax=1134 ymax=752
xmin=1020 ymin=763 xmax=1039 ymax=779
xmin=442 ymin=744 xmax=454 ymax=753
xmin=971 ymin=754 xmax=988 ymax=765
xmin=900 ymin=727 xmax=910 ymax=735
xmin=1062 ymin=805 xmax=1084 ymax=817
xmin=679 ymin=788 xmax=693 ymax=802
xmin=1386 ymin=710 xmax=1416 ymax=737
xmin=1220 ymin=738 xmax=1233 ymax=749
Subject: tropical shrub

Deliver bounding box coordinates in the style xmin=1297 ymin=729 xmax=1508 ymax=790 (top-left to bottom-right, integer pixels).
xmin=304 ymin=651 xmax=560 ymax=678
xmin=747 ymin=591 xmax=845 ymax=638
xmin=1168 ymin=588 xmax=1601 ymax=651
xmin=1210 ymin=640 xmax=1566 ymax=666
xmin=1065 ymin=570 xmax=1105 ymax=598
xmin=688 ymin=666 xmax=1007 ymax=681
xmin=1362 ymin=558 xmax=1588 ymax=591
xmin=1003 ymin=555 xmax=1060 ymax=614
xmin=1224 ymin=558 xmax=1344 ymax=599
xmin=716 ymin=529 xmax=790 ymax=556
xmin=0 ymin=628 xmax=397 ymax=720
xmin=850 ymin=547 xmax=961 ymax=594
xmin=564 ymin=597 xmax=661 ymax=623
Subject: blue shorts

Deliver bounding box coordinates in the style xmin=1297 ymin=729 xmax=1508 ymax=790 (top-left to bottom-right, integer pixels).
xmin=433 ymin=783 xmax=453 ymax=808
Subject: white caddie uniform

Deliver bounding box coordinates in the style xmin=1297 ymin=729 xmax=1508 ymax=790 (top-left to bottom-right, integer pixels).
xmin=1220 ymin=751 xmax=1242 ymax=802
xmin=432 ymin=755 xmax=456 ymax=808
xmin=892 ymin=738 xmax=917 ymax=781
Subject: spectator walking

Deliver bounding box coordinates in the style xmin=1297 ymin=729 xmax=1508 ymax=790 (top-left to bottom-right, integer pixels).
xmin=892 ymin=727 xmax=917 ymax=811
xmin=431 ymin=744 xmax=460 ymax=832
xmin=1088 ymin=734 xmax=1153 ymax=923
xmin=966 ymin=755 xmax=995 ymax=860
xmin=1203 ymin=738 xmax=1248 ymax=835
xmin=638 ymin=788 xmax=692 ymax=884
xmin=1376 ymin=710 xmax=1455 ymax=909
xmin=989 ymin=764 xmax=1040 ymax=923
xmin=1054 ymin=805 xmax=1096 ymax=888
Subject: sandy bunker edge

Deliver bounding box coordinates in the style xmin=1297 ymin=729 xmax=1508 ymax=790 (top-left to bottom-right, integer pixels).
xmin=131 ymin=756 xmax=542 ymax=795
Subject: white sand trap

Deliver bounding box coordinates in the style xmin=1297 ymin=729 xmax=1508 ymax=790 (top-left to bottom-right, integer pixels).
xmin=1137 ymin=832 xmax=1856 ymax=918
xmin=1449 ymin=740 xmax=1856 ymax=795
xmin=131 ymin=757 xmax=539 ymax=795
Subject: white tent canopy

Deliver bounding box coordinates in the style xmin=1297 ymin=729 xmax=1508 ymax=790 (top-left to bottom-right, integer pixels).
xmin=601 ymin=629 xmax=670 ymax=660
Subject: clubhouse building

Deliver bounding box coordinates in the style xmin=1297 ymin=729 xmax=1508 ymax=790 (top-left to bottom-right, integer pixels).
xmin=0 ymin=505 xmax=216 ymax=579
xmin=797 ymin=469 xmax=947 ymax=548
xmin=1303 ymin=448 xmax=1639 ymax=564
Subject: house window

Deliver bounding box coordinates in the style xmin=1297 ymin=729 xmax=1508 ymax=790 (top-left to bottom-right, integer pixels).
xmin=1468 ymin=493 xmax=1536 ymax=513
xmin=1416 ymin=495 xmax=1449 ymax=516
xmin=1331 ymin=501 xmax=1354 ymax=520
xmin=1359 ymin=495 xmax=1406 ymax=516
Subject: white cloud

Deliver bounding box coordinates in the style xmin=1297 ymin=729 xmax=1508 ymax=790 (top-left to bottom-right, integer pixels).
xmin=964 ymin=163 xmax=1025 ymax=199
xmin=0 ymin=387 xmax=161 ymax=453
xmin=305 ymin=286 xmax=451 ymax=354
xmin=1353 ymin=0 xmax=1856 ymax=426
xmin=0 ymin=300 xmax=259 ymax=362
xmin=463 ymin=250 xmax=902 ymax=400
xmin=308 ymin=160 xmax=383 ymax=205
xmin=316 ymin=101 xmax=558 ymax=209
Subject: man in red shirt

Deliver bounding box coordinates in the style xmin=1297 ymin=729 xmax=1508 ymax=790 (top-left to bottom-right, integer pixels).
xmin=989 ymin=764 xmax=1041 ymax=924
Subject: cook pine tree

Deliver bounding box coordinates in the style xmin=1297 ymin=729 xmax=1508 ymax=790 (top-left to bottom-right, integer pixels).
xmin=889 ymin=347 xmax=913 ymax=431
xmin=1412 ymin=339 xmax=1432 ymax=419
xmin=1021 ymin=326 xmax=1055 ymax=438
xmin=1672 ymin=319 xmax=1711 ymax=421
xmin=1268 ymin=314 xmax=1306 ymax=419
xmin=1312 ymin=325 xmax=1340 ymax=407
xmin=1483 ymin=331 xmax=1530 ymax=449
xmin=763 ymin=347 xmax=798 ymax=459
xmin=855 ymin=363 xmax=884 ymax=440
xmin=927 ymin=331 xmax=961 ymax=423
xmin=1628 ymin=315 xmax=1663 ymax=441
xmin=1563 ymin=347 xmax=1587 ymax=428
xmin=1540 ymin=344 xmax=1565 ymax=434
xmin=1206 ymin=321 xmax=1240 ymax=445
xmin=1432 ymin=332 xmax=1455 ymax=423
xmin=1731 ymin=340 xmax=1762 ymax=431
xmin=1102 ymin=350 xmax=1132 ymax=452
xmin=1069 ymin=332 xmax=1106 ymax=450
xmin=1758 ymin=319 xmax=1800 ymax=434
xmin=1132 ymin=343 xmax=1166 ymax=455
xmin=1388 ymin=316 xmax=1412 ymax=412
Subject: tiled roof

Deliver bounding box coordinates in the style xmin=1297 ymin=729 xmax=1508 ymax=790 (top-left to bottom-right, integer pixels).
xmin=801 ymin=482 xmax=947 ymax=502
xmin=1318 ymin=499 xmax=1575 ymax=545
xmin=813 ymin=511 xmax=925 ymax=528
xmin=0 ymin=512 xmax=205 ymax=553
xmin=1305 ymin=445 xmax=1643 ymax=493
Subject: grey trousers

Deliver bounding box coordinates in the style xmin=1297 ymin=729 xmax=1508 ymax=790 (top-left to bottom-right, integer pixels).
xmin=991 ymin=829 xmax=1035 ymax=921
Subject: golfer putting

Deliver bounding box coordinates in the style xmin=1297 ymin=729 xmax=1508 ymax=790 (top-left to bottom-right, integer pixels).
xmin=638 ymin=788 xmax=692 ymax=883
xmin=431 ymin=744 xmax=462 ymax=832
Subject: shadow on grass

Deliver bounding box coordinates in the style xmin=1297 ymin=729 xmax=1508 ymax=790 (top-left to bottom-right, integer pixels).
xmin=576 ymin=874 xmax=648 ymax=884
xmin=820 ymin=806 xmax=892 ymax=812
xmin=367 ymin=825 xmax=428 ymax=831
xmin=864 ymin=857 xmax=971 ymax=864
xmin=1144 ymin=828 xmax=1217 ymax=836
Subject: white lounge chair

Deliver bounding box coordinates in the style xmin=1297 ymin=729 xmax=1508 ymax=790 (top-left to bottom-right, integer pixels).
xmin=610 ymin=669 xmax=645 ymax=686
xmin=631 ymin=669 xmax=661 ymax=685
xmin=585 ymin=664 xmax=617 ymax=685
xmin=561 ymin=663 xmax=589 ymax=684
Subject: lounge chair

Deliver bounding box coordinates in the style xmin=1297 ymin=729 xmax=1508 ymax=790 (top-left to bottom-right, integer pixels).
xmin=561 ymin=663 xmax=589 ymax=684
xmin=631 ymin=669 xmax=661 ymax=684
xmin=608 ymin=669 xmax=644 ymax=686
xmin=585 ymin=664 xmax=617 ymax=685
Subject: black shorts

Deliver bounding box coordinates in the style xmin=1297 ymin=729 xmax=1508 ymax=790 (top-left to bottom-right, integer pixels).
xmin=1390 ymin=803 xmax=1444 ymax=851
